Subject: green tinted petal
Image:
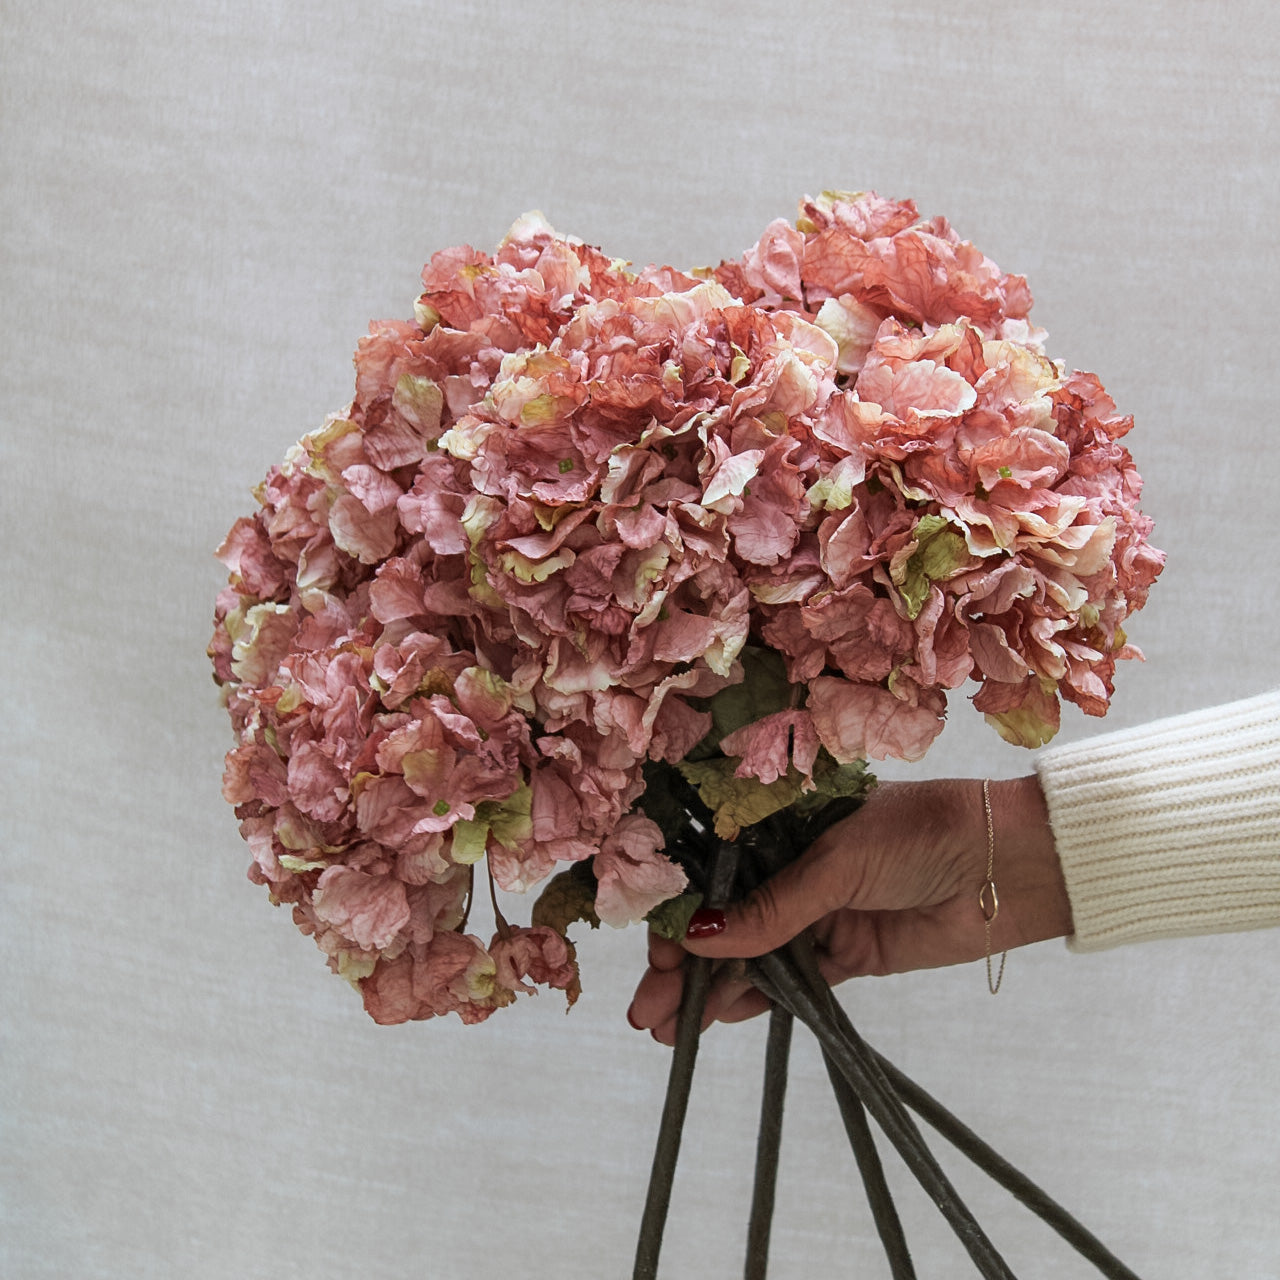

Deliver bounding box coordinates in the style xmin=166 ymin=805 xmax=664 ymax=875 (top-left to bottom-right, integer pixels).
xmin=894 ymin=515 xmax=971 ymax=619
xmin=449 ymin=818 xmax=489 ymax=865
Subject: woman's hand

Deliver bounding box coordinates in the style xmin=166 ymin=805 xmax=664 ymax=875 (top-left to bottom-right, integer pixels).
xmin=627 ymin=776 xmax=1073 ymax=1045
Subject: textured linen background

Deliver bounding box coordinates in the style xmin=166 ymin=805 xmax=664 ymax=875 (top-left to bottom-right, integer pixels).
xmin=4 ymin=2 xmax=1279 ymax=1276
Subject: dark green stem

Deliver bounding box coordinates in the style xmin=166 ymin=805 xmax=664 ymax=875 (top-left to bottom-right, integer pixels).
xmin=820 ymin=1053 xmax=917 ymax=1279
xmin=632 ymin=840 xmax=740 ymax=1280
xmin=749 ymin=952 xmax=1016 ymax=1280
xmin=750 ymin=822 xmax=913 ymax=1277
xmin=871 ymin=1053 xmax=1144 ymax=1280
xmin=744 ymin=1006 xmax=793 ymax=1280
xmin=631 ymin=953 xmax=714 ymax=1280
xmin=781 ymin=932 xmax=915 ymax=1277
xmin=795 ymin=964 xmax=1142 ymax=1279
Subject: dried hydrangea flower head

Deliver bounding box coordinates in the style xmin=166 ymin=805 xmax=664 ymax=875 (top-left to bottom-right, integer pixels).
xmin=211 ymin=194 xmax=1162 ymax=1023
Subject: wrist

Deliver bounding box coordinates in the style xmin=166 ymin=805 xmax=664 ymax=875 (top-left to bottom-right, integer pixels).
xmin=986 ymin=776 xmax=1073 ymax=951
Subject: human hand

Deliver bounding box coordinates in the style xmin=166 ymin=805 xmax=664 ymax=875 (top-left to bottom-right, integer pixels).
xmin=627 ymin=776 xmax=1072 ymax=1045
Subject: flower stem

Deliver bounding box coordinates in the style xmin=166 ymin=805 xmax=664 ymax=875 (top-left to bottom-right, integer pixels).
xmin=870 ymin=1052 xmax=1144 ymax=1280
xmin=487 ymin=863 xmax=511 ymax=940
xmin=747 ymin=820 xmax=914 ymax=1275
xmin=744 ymin=1005 xmax=792 ymax=1280
xmin=781 ymin=935 xmax=914 ymax=1276
xmin=631 ymin=954 xmax=714 ymax=1280
xmin=819 ymin=1052 xmax=917 ymax=1279
xmin=792 ymin=963 xmax=1142 ymax=1278
xmin=459 ymin=864 xmax=475 ymax=930
xmin=748 ymin=952 xmax=1016 ymax=1280
xmin=633 ymin=840 xmax=740 ymax=1280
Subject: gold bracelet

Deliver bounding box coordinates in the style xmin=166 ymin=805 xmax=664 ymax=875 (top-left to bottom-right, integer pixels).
xmin=979 ymin=779 xmax=1007 ymax=995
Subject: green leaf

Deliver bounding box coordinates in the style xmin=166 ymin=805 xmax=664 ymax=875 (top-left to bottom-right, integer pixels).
xmin=677 ymin=757 xmax=806 ymax=839
xmin=479 ymin=782 xmax=534 ymax=851
xmin=531 ymin=863 xmax=601 ymax=936
xmin=449 ymin=783 xmax=534 ymax=864
xmin=785 ymin=755 xmax=877 ymax=848
xmin=560 ymin=939 xmax=583 ymax=1009
xmin=798 ymin=753 xmax=875 ymax=811
xmin=645 ymin=891 xmax=705 ymax=941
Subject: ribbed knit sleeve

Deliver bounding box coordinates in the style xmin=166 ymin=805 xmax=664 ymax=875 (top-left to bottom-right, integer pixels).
xmin=1034 ymin=690 xmax=1280 ymax=952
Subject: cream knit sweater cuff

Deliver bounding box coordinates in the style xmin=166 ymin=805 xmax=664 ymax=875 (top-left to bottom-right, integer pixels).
xmin=1034 ymin=690 xmax=1280 ymax=952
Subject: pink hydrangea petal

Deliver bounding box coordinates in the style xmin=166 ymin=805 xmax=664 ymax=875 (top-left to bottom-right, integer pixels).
xmin=720 ymin=709 xmax=819 ymax=786
xmin=286 ymin=741 xmax=349 ymax=822
xmin=703 ymin=447 xmax=765 ymax=508
xmin=592 ymin=814 xmax=685 ymax=927
xmin=369 ymin=558 xmax=428 ymax=623
xmin=742 ymin=218 xmax=806 ymax=303
xmin=223 ymin=743 xmax=290 ymax=807
xmin=329 ymin=494 xmax=400 ymax=565
xmin=808 ymin=676 xmax=945 ymax=763
xmin=360 ymin=954 xmax=419 ymax=1025
xmin=342 ymin=464 xmax=404 ymax=513
xmin=856 ymin=358 xmax=977 ymax=425
xmin=313 ymin=866 xmax=411 ymax=952
xmin=409 ymin=931 xmax=498 ymax=1022
xmin=215 ymin=517 xmax=288 ymax=598
xmin=969 ymin=622 xmax=1032 ymax=683
xmin=491 ymin=925 xmax=577 ymax=997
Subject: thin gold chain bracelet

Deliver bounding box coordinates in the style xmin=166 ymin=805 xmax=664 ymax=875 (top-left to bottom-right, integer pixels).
xmin=979 ymin=778 xmax=1007 ymax=995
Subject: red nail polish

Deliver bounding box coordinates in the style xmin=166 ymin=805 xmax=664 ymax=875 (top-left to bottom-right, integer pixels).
xmin=685 ymin=907 xmax=727 ymax=939
xmin=626 ymin=1005 xmax=642 ymax=1030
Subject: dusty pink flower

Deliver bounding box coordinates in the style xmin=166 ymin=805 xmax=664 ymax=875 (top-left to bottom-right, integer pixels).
xmin=593 ymin=815 xmax=686 ymax=928
xmin=721 ymin=709 xmax=822 ymax=786
xmin=491 ymin=926 xmax=579 ymax=999
xmin=213 ymin=195 xmax=1161 ymax=1023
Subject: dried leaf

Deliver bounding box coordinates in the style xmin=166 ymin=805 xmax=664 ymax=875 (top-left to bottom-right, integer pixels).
xmin=531 ymin=863 xmax=601 ymax=937
xmin=676 ymin=757 xmax=806 ymax=840
xmin=645 ymin=891 xmax=705 ymax=941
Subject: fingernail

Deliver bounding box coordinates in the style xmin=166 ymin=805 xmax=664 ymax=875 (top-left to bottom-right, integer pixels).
xmin=626 ymin=1005 xmax=642 ymax=1031
xmin=685 ymin=907 xmax=727 ymax=939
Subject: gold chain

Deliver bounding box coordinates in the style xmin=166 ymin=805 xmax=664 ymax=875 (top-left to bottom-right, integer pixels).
xmin=980 ymin=779 xmax=1007 ymax=995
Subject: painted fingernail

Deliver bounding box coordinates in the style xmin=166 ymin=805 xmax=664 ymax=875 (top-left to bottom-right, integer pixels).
xmin=685 ymin=907 xmax=727 ymax=939
xmin=626 ymin=1005 xmax=642 ymax=1031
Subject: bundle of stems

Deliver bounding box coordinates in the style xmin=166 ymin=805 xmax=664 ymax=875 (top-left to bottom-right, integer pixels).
xmin=631 ymin=823 xmax=1144 ymax=1280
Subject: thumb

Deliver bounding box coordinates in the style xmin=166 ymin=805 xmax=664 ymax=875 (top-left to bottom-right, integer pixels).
xmin=681 ymin=844 xmax=846 ymax=959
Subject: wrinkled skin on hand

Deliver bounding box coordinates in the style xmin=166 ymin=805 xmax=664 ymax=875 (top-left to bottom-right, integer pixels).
xmin=628 ymin=776 xmax=1072 ymax=1044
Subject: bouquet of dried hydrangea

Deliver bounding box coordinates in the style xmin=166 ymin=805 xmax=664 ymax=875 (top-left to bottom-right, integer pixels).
xmin=211 ymin=193 xmax=1161 ymax=1278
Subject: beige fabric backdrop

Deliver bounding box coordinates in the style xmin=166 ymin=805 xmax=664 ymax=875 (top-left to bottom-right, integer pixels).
xmin=4 ymin=2 xmax=1278 ymax=1276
